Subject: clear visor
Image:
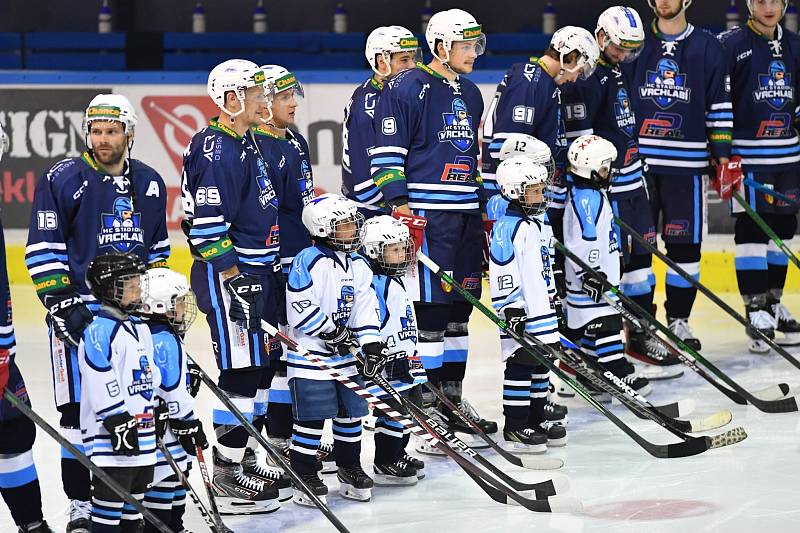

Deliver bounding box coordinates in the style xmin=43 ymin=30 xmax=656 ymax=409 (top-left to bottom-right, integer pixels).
xmin=562 ymin=53 xmax=596 ymax=80
xmin=275 ymin=81 xmax=305 ymax=103
xmin=605 ymin=40 xmax=644 ymax=64
xmin=451 ymin=35 xmax=486 ymax=57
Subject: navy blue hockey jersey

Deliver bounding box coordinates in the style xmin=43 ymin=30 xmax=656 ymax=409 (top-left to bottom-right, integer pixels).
xmin=181 ymin=118 xmax=280 ymax=274
xmin=342 ymin=77 xmax=384 ymax=213
xmin=562 ymin=59 xmax=644 ymax=197
xmin=252 ymin=126 xmax=314 ymax=270
xmin=25 ymin=152 xmax=170 ymax=309
xmin=370 ymin=63 xmax=484 ymax=214
xmin=481 ymin=58 xmax=567 ymax=207
xmin=625 ymin=21 xmax=732 ymax=174
xmin=719 ymin=21 xmax=800 ymax=170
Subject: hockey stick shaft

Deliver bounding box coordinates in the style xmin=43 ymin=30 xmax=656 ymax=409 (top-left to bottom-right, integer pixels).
xmin=3 ymin=391 xmax=172 ymax=533
xmin=156 ymin=439 xmax=230 ymax=533
xmin=556 ymin=240 xmax=798 ymax=413
xmin=742 ymin=178 xmax=800 ymax=207
xmin=732 ymin=191 xmax=800 ymax=270
xmin=194 ymin=444 xmax=228 ymax=530
xmin=185 ymin=357 xmax=351 ymax=533
xmin=416 ymin=252 xmax=726 ymax=458
xmin=615 ymin=215 xmax=800 ymax=368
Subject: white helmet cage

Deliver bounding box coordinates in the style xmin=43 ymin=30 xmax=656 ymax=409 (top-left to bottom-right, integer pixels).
xmin=140 ymin=268 xmax=198 ymax=334
xmin=207 ymin=59 xmax=271 ymax=119
xmin=365 ymin=25 xmax=422 ymax=78
xmin=595 ymin=6 xmax=646 ymax=64
xmin=568 ymin=134 xmax=618 ymax=184
xmin=84 ymin=93 xmax=138 ymax=151
xmin=301 ymin=193 xmax=365 ymax=252
xmin=498 ymin=133 xmax=556 ymax=186
xmin=496 ymin=156 xmax=550 ymax=216
xmin=746 ymin=0 xmax=789 ymax=18
xmin=425 ymin=8 xmax=486 ymax=65
xmin=361 ymin=215 xmax=415 ymax=277
xmin=550 ymin=26 xmax=600 ymax=81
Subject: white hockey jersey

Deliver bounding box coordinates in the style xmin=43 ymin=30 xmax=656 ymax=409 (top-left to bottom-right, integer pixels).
xmin=365 ymin=274 xmax=427 ymax=396
xmin=79 ymin=309 xmax=161 ymax=468
xmin=563 ymin=181 xmax=620 ymax=329
xmin=150 ymin=324 xmax=195 ymax=485
xmin=489 ymin=207 xmax=559 ymax=362
xmin=286 ymin=246 xmax=382 ymax=381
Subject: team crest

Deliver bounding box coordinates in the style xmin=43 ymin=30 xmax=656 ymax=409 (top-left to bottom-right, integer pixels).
xmin=438 ymin=98 xmax=474 ymax=152
xmin=129 ymin=356 xmax=153 ymax=401
xmin=398 ymin=305 xmax=417 ymax=342
xmin=640 ymin=58 xmax=691 ymax=109
xmin=300 ymin=159 xmax=315 ymax=205
xmin=98 ymin=197 xmax=144 ymax=253
xmin=754 ymin=60 xmax=793 ymax=110
xmin=540 ymin=245 xmax=552 ymax=286
xmin=256 ymin=158 xmax=278 ymax=209
xmin=614 ymin=88 xmax=636 ymax=136
xmin=333 ymin=286 xmax=355 ymax=324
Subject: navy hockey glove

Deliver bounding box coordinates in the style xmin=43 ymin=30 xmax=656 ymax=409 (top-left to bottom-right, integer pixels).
xmin=170 ymin=418 xmax=208 ymax=456
xmin=222 ymin=273 xmax=262 ymax=331
xmin=581 ymin=272 xmax=607 ymax=304
xmin=102 ymin=412 xmax=140 ymax=456
xmin=504 ymin=308 xmax=527 ymax=337
xmin=360 ymin=342 xmax=389 ymax=379
xmin=552 ymin=297 xmax=567 ymax=331
xmin=186 ymin=362 xmax=202 ymax=397
xmin=44 ymin=292 xmax=93 ymax=348
xmin=154 ymin=399 xmax=169 ymax=440
xmin=552 ymin=259 xmax=567 ymax=300
xmin=319 ymin=324 xmax=358 ymax=356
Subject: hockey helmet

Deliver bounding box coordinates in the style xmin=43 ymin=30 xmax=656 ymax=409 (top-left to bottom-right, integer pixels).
xmin=595 ymin=6 xmax=645 ymax=63
xmin=425 ymin=8 xmax=486 ymax=63
xmin=207 ymin=59 xmax=270 ymax=119
xmin=646 ymin=0 xmax=693 ymax=17
xmin=361 ymin=215 xmax=415 ymax=277
xmin=84 ymin=94 xmax=137 ymax=151
xmin=261 ymin=64 xmax=304 ymax=101
xmin=568 ymin=134 xmax=617 ymax=189
xmin=365 ymin=25 xmax=422 ymax=78
xmin=496 ymin=156 xmax=549 ymax=216
xmin=498 ymin=134 xmax=556 ymax=184
xmin=301 ymin=193 xmax=365 ymax=252
xmin=550 ymin=26 xmax=600 ymax=81
xmin=86 ymin=252 xmax=148 ymax=313
xmin=140 ymin=268 xmax=197 ymax=334
xmin=746 ymin=0 xmax=788 ymax=17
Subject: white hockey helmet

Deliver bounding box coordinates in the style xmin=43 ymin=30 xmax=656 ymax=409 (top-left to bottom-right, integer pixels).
xmin=207 ymin=59 xmax=269 ymax=119
xmin=140 ymin=268 xmax=198 ymax=334
xmin=425 ymin=8 xmax=486 ymax=63
xmin=0 ymin=122 xmax=8 ymax=163
xmin=595 ymin=6 xmax=645 ymax=64
xmin=496 ymin=156 xmax=550 ymax=216
xmin=301 ymin=193 xmax=365 ymax=252
xmin=84 ymin=94 xmax=137 ymax=150
xmin=261 ymin=64 xmax=304 ymax=101
xmin=746 ymin=0 xmax=788 ymax=17
xmin=646 ymin=0 xmax=693 ymax=18
xmin=550 ymin=26 xmax=600 ymax=81
xmin=568 ymin=134 xmax=617 ymax=188
xmin=498 ymin=134 xmax=556 ymax=184
xmin=362 ymin=215 xmax=415 ymax=276
xmin=365 ymin=25 xmax=422 ymax=78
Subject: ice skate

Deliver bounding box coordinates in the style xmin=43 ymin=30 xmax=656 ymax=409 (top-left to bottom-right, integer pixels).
xmin=337 ymin=465 xmax=374 ymax=502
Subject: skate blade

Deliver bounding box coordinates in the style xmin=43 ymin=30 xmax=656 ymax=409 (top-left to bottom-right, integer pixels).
xmin=709 ymin=426 xmax=747 ymax=449
xmin=499 ymin=441 xmax=547 ymax=455
xmin=452 ymin=432 xmax=491 ymax=449
xmin=216 ymin=496 xmax=280 ymax=515
xmin=278 ymin=487 xmax=293 ymax=502
xmin=546 ymin=436 xmax=568 ymax=447
xmin=775 ymin=332 xmax=800 ymax=346
xmin=373 ymin=473 xmax=418 ymax=486
xmin=320 ymin=462 xmax=338 ymax=475
xmin=415 ymin=467 xmax=426 ymax=479
xmin=339 ymin=483 xmax=372 ymax=502
xmin=637 ymin=365 xmax=684 ymax=381
xmin=292 ymin=490 xmax=327 ymax=507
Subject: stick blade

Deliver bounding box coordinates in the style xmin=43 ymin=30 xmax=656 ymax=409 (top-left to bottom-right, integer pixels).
xmin=518 ymin=456 xmax=565 ymax=470
xmin=688 ymin=410 xmax=732 ymax=433
xmin=754 ymin=383 xmax=791 ymax=401
xmin=545 ymin=495 xmax=585 ymax=514
xmin=708 ymin=426 xmax=747 ymax=449
xmin=654 ymin=398 xmax=694 ymax=418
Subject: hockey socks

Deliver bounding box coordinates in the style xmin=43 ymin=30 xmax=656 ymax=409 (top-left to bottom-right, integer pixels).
xmin=664 ymin=243 xmax=701 ymax=320
xmin=290 ymin=420 xmax=324 ymax=475
xmin=0 ymin=451 xmax=44 ymax=528
xmin=374 ymin=416 xmax=406 ymax=464
xmin=332 ymin=417 xmax=362 ymax=467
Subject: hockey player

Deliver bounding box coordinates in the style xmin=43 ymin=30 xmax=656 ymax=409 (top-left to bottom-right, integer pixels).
xmin=79 ymin=253 xmax=159 ymax=533
xmin=181 ymin=59 xmax=281 ymax=513
xmin=719 ymin=0 xmax=800 ymax=352
xmin=286 ymin=193 xmax=386 ymax=505
xmin=0 ymin=124 xmax=53 ymax=533
xmin=24 ymin=93 xmax=170 ymax=532
xmin=369 ymin=8 xmax=497 ymax=441
xmin=481 ymin=26 xmax=598 ymax=211
xmin=626 ymin=0 xmax=733 ymax=350
xmin=489 ymin=156 xmax=568 ymax=452
xmin=563 ymin=135 xmax=651 ymax=396
xmin=361 ymin=216 xmax=427 ymax=484
xmin=342 ymin=25 xmax=421 ymax=217
xmin=138 ymin=268 xmax=214 ymax=531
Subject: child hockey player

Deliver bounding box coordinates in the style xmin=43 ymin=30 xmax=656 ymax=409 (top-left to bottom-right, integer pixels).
xmin=490 ymin=156 xmax=567 ymax=453
xmin=139 ymin=267 xmax=212 ymax=531
xmin=286 ymin=193 xmax=387 ymax=505
xmin=361 ymin=215 xmax=427 ymax=484
xmin=563 ymin=135 xmax=650 ymax=396
xmin=79 ymin=253 xmax=160 ymax=533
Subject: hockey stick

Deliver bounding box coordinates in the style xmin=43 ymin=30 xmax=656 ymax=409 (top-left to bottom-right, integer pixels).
xmin=184 ymin=357 xmax=351 ymax=533
xmin=556 ymin=240 xmax=799 ymax=413
xmin=421 ymin=382 xmax=564 ymax=470
xmin=260 ymin=320 xmax=581 ymax=512
xmin=616 ymin=215 xmax=800 ymax=368
xmin=416 ymin=251 xmax=745 ymax=458
xmin=194 ymin=444 xmax=230 ymax=532
xmin=2 ymin=391 xmax=172 ymax=533
xmin=156 ymin=439 xmax=232 ymax=533
xmin=742 ymin=178 xmax=800 ymax=207
xmin=556 ymin=335 xmax=732 ymax=433
xmin=732 ymin=191 xmax=800 ymax=270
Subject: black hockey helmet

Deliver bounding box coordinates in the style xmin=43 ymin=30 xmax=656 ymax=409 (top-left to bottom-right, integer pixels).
xmin=86 ymin=253 xmax=147 ymax=313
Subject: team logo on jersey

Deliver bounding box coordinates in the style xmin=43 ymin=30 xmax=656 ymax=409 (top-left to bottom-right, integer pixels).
xmin=256 ymin=157 xmax=278 ymax=209
xmin=640 ymin=58 xmax=691 ymax=109
xmin=757 ymin=113 xmax=792 ymax=138
xmin=754 ymin=61 xmax=794 ymax=110
xmin=540 ymin=245 xmax=552 ymax=286
xmin=129 ymin=356 xmax=154 ymax=401
xmin=333 ymin=286 xmax=355 ymax=324
xmin=640 ymin=112 xmax=684 ymax=139
xmin=98 ymin=197 xmax=144 ymax=253
xmin=398 ymin=305 xmax=417 ymax=342
xmin=461 ymin=272 xmax=481 ymax=291
xmin=614 ymin=88 xmax=636 ymax=136
xmin=299 ymin=159 xmax=315 ymax=205
xmin=440 ymin=155 xmax=475 ymax=182
xmin=438 ymin=98 xmax=474 ymax=152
